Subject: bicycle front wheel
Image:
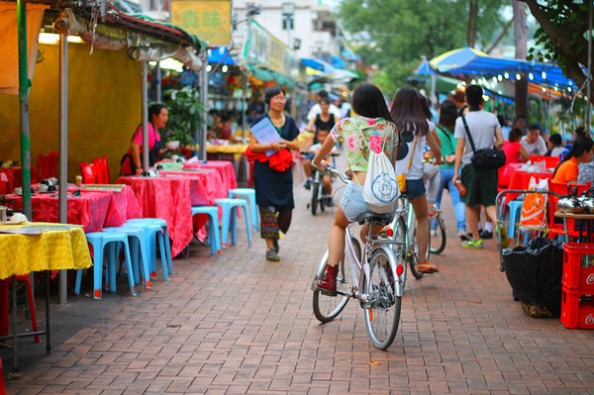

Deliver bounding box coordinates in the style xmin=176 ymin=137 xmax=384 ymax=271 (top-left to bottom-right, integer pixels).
xmin=363 ymin=248 xmax=401 ymax=350
xmin=311 ymin=183 xmax=319 ymax=216
xmin=312 ymin=240 xmax=358 ymax=323
xmin=408 ymin=227 xmax=424 ymax=279
xmin=429 ymin=215 xmax=446 ymax=255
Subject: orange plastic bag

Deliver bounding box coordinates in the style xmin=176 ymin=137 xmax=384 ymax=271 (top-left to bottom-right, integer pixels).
xmin=520 ymin=176 xmax=549 ymax=231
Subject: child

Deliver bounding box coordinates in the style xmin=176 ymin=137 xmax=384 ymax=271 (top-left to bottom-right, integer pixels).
xmin=308 ymin=128 xmax=336 ymax=196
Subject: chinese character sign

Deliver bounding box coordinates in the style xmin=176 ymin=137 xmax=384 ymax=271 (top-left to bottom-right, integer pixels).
xmin=243 ymin=20 xmax=292 ymax=75
xmin=171 ymin=0 xmax=231 ymax=46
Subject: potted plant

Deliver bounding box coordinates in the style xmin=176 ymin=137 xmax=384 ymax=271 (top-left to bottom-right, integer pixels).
xmin=163 ymin=86 xmax=206 ymax=153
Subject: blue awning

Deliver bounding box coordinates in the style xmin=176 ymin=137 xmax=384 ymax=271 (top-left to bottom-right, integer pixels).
xmin=208 ymin=47 xmax=236 ymax=65
xmin=429 ymin=46 xmax=577 ymax=90
xmin=323 ymin=55 xmax=347 ymax=70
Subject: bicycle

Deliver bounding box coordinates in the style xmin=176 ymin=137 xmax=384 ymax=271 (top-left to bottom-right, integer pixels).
xmin=307 ymin=152 xmax=338 ymax=216
xmin=311 ymin=167 xmax=407 ymax=350
xmin=429 ymin=208 xmax=446 ymax=255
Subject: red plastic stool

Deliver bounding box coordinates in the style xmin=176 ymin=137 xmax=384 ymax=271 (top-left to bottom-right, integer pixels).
xmin=0 ymin=275 xmax=40 ymax=343
xmin=0 ymin=357 xmax=6 ymax=395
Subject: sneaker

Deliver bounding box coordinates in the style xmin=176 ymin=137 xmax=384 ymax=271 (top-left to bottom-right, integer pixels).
xmin=304 ymin=179 xmax=312 ymax=190
xmin=461 ymin=239 xmax=484 ymax=249
xmin=273 ymin=238 xmax=279 ymax=253
xmin=428 ymin=204 xmax=439 ymax=218
xmin=480 ymin=230 xmax=493 ymax=239
xmin=458 ymin=230 xmax=469 ymax=241
xmin=266 ymin=248 xmax=280 ymax=261
xmin=430 ymin=229 xmax=437 ymax=237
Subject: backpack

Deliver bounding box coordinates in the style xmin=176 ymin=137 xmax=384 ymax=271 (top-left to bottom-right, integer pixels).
xmin=359 ymin=132 xmax=399 ymax=214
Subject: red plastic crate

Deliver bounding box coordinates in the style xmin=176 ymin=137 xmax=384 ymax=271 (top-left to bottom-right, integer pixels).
xmin=560 ymin=287 xmax=594 ymax=329
xmin=562 ymin=243 xmax=594 ymax=291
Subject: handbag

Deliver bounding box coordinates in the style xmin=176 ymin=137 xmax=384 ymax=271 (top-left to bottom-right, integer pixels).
xmin=461 ymin=116 xmax=506 ymax=170
xmin=396 ymin=136 xmax=418 ymax=192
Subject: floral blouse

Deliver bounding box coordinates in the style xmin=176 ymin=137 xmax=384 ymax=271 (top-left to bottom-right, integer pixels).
xmin=330 ymin=116 xmax=396 ymax=171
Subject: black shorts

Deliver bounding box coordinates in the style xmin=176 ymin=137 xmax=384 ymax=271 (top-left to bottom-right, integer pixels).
xmin=460 ymin=165 xmax=498 ymax=207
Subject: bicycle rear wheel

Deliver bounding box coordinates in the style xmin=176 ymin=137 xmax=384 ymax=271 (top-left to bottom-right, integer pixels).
xmin=312 ymin=238 xmax=361 ymax=323
xmin=429 ymin=215 xmax=446 ymax=255
xmin=363 ymin=248 xmax=401 ymax=350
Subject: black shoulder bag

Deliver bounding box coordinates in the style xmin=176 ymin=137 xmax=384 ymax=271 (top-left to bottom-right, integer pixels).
xmin=461 ymin=116 xmax=506 ymax=170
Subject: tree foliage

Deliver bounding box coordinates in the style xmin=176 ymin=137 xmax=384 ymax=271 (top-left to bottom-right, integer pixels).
xmin=339 ymin=0 xmax=507 ymax=94
xmin=521 ymin=0 xmax=593 ymax=105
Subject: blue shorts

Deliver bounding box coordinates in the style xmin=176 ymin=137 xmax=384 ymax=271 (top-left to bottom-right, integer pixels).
xmin=405 ymin=178 xmax=426 ymax=199
xmin=340 ymin=183 xmax=373 ymax=222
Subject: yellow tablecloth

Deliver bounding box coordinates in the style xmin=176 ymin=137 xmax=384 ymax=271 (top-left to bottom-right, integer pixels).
xmin=206 ymin=144 xmax=248 ymax=155
xmin=0 ymin=222 xmax=92 ymax=280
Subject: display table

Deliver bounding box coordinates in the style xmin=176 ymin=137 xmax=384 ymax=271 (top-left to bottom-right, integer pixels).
xmin=0 ymin=222 xmax=92 ymax=372
xmin=2 ymin=186 xmax=139 ymax=232
xmin=159 ymin=169 xmax=223 ymax=206
xmin=190 ymin=160 xmax=237 ymax=194
xmin=117 ymin=176 xmax=193 ymax=257
xmin=554 ymin=212 xmax=594 ymax=242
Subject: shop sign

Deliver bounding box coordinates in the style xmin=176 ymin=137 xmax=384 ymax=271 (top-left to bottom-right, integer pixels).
xmin=243 ymin=20 xmax=296 ymax=76
xmin=171 ymin=0 xmax=231 ymax=46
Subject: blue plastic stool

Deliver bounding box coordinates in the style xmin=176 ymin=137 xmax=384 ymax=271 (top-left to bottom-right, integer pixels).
xmin=102 ymin=226 xmax=152 ymax=290
xmin=228 ymin=188 xmax=259 ymax=231
xmin=75 ymin=232 xmax=136 ymax=299
xmin=191 ymin=206 xmax=221 ymax=255
xmin=125 ymin=218 xmax=173 ymax=279
xmin=214 ymin=198 xmax=252 ymax=247
xmin=506 ymin=200 xmax=524 ymax=239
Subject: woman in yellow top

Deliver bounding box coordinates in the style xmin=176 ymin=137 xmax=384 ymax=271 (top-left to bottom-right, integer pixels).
xmin=552 ymin=129 xmax=594 ymax=184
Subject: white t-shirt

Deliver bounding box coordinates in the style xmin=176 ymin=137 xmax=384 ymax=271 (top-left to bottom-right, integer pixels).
xmin=306 ymin=103 xmax=342 ymax=121
xmin=395 ymin=121 xmax=433 ymax=180
xmin=454 ymin=110 xmax=500 ymax=166
xmin=520 ymin=135 xmax=547 ymax=156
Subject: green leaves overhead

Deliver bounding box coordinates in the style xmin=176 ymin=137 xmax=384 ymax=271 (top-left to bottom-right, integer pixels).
xmin=339 ymin=0 xmax=507 ymax=92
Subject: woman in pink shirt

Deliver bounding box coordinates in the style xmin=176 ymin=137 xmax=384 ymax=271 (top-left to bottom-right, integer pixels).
xmin=120 ymin=104 xmax=168 ymax=175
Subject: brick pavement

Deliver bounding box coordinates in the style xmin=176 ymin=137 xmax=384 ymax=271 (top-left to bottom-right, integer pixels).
xmin=3 ymin=174 xmax=594 ymax=394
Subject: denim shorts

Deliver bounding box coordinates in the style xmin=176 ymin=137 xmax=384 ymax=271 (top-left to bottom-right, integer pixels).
xmin=405 ymin=178 xmax=426 ymax=199
xmin=340 ymin=183 xmax=373 ymax=222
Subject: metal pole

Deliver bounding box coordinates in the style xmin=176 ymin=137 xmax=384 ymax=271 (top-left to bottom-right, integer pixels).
xmin=199 ymin=54 xmax=208 ymax=161
xmin=141 ymin=61 xmax=149 ymax=172
xmin=156 ymin=61 xmax=162 ymax=102
xmin=58 ymin=29 xmax=69 ymax=304
xmin=586 ymin=0 xmax=593 ymax=129
xmin=17 ymin=0 xmax=32 ymax=220
xmin=241 ymin=71 xmax=247 ymax=142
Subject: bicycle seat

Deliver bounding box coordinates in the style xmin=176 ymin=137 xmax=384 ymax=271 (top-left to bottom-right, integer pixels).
xmin=355 ymin=211 xmax=394 ymax=225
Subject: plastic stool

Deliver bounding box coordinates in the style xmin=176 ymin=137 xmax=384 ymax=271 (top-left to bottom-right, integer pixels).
xmin=228 ymin=188 xmax=259 ymax=231
xmin=102 ymin=226 xmax=151 ymax=290
xmin=506 ymin=200 xmax=524 ymax=238
xmin=126 ymin=218 xmax=173 ymax=277
xmin=191 ymin=206 xmax=221 ymax=255
xmin=123 ymin=220 xmax=171 ymax=280
xmin=214 ymin=198 xmax=252 ymax=247
xmin=75 ymin=232 xmax=136 ymax=299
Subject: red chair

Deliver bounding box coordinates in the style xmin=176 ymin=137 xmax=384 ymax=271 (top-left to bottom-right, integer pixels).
xmin=92 ymin=157 xmax=110 ymax=184
xmin=0 ymin=274 xmax=40 ymax=344
xmin=0 ymin=356 xmax=6 ymax=395
xmin=530 ymin=155 xmax=560 ymax=170
xmin=35 ymin=151 xmax=59 ymax=181
xmin=80 ymin=162 xmax=96 ymax=184
xmin=548 ymin=181 xmax=591 ymax=240
xmin=0 ymin=173 xmax=8 ymax=195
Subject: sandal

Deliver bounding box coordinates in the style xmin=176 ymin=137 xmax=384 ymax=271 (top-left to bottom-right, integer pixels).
xmin=417 ymin=262 xmax=439 ymax=274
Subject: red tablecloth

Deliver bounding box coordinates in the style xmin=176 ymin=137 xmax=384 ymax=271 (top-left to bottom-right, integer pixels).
xmin=0 ymin=167 xmax=22 ymax=191
xmin=190 ymin=160 xmax=237 ymax=195
xmin=3 ymin=191 xmax=116 ymax=232
xmin=506 ymin=170 xmax=553 ymax=202
xmin=117 ymin=176 xmax=193 ymax=257
xmin=159 ymin=169 xmax=223 ymax=206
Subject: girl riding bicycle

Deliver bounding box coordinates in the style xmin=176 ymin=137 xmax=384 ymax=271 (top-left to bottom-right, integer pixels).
xmin=391 ymin=88 xmax=442 ymax=274
xmin=312 ymin=83 xmax=397 ymax=296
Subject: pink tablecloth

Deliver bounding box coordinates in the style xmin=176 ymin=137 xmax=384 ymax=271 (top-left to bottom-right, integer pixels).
xmin=191 ymin=160 xmax=237 ymax=195
xmin=4 ymin=191 xmax=114 ymax=232
xmin=159 ymin=169 xmax=223 ymax=206
xmin=117 ymin=176 xmax=193 ymax=257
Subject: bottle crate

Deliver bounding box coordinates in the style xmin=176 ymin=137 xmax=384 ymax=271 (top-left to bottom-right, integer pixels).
xmin=562 ymin=243 xmax=594 ymax=291
xmin=560 ymin=286 xmax=594 ymax=329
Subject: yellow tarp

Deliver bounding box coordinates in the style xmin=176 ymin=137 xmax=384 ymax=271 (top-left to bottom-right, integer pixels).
xmin=0 ymin=2 xmax=48 ymax=95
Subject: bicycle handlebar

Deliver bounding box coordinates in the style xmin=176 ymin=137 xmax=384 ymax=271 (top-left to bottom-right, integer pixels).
xmin=326 ymin=166 xmax=351 ymax=184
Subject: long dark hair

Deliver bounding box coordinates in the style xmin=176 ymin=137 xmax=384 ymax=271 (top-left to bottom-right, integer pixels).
xmin=437 ymin=100 xmax=457 ymax=132
xmin=389 ymin=87 xmax=429 ymax=136
xmin=553 ymin=127 xmax=593 ymax=177
xmin=351 ymin=82 xmax=393 ymax=122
